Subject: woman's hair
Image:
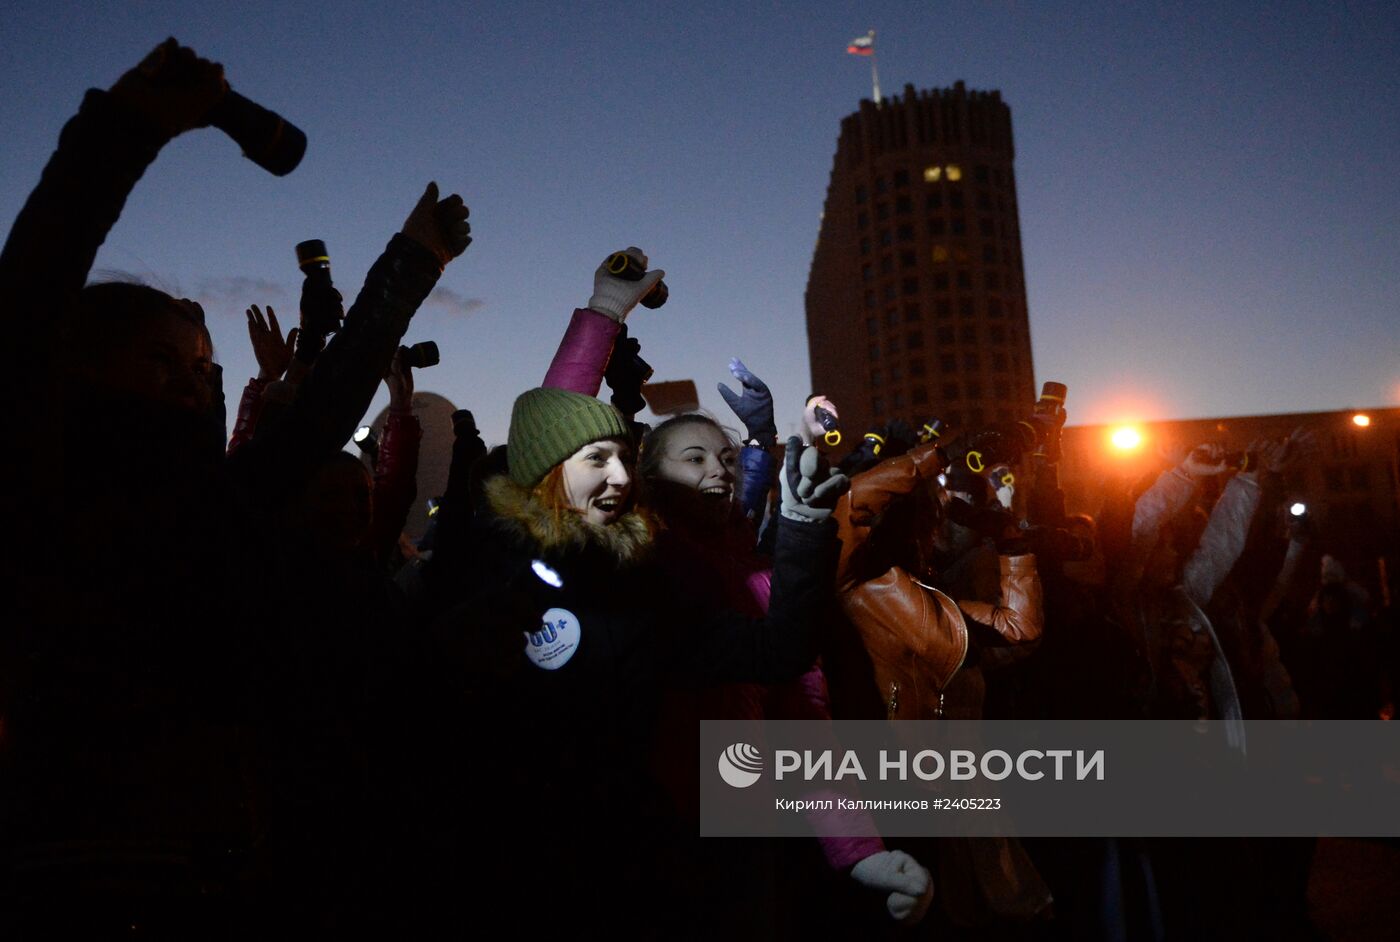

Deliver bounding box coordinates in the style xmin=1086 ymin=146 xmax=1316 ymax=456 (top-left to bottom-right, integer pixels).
xmin=66 ymin=281 xmax=213 ymax=373
xmin=527 ymin=451 xmax=642 ymax=528
xmin=531 ymin=463 xmax=574 ymax=520
xmin=639 ymin=413 xmax=738 ymax=480
xmin=72 ymin=281 xmax=204 ymax=344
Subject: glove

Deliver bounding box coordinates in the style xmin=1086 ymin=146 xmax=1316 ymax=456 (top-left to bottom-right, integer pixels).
xmin=587 ymin=246 xmax=665 ymax=323
xmin=298 ymin=278 xmax=344 ymax=342
xmin=717 ymin=357 xmax=777 ymax=446
xmin=779 ymin=436 xmax=849 ymax=523
xmin=108 ymin=38 xmax=228 ymax=140
xmin=850 ymin=850 xmax=934 ymax=925
xmin=401 ymin=182 xmax=472 ymax=268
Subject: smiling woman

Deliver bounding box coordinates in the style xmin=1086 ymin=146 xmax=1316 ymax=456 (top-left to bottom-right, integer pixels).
xmin=560 ymin=437 xmax=634 ymax=525
xmin=640 ymin=413 xmax=740 ymax=514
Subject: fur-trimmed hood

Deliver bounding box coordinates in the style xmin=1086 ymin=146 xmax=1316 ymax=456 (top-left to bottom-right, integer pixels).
xmin=483 ymin=475 xmax=655 ymax=567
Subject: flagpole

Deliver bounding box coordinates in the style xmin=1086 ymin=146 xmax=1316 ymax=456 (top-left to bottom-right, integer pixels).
xmin=869 ymin=28 xmax=882 ymax=104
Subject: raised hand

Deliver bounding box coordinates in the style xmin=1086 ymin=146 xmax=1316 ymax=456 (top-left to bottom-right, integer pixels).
xmin=1179 ymin=443 xmax=1231 ymax=480
xmin=779 ymin=436 xmax=849 ymax=523
xmin=245 ymin=304 xmax=297 ymax=382
xmin=717 ymin=357 xmax=777 ymax=446
xmin=1267 ymin=426 xmax=1319 ymax=473
xmin=587 ymin=246 xmax=664 ymax=323
xmin=401 ymin=182 xmax=472 ymax=268
xmin=109 ymin=37 xmax=228 ymax=139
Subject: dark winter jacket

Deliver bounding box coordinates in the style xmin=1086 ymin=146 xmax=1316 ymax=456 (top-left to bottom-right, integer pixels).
xmin=430 ymin=473 xmax=839 ymax=929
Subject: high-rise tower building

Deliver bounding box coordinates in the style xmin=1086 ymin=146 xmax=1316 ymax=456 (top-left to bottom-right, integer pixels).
xmin=805 ymin=82 xmax=1035 ymax=440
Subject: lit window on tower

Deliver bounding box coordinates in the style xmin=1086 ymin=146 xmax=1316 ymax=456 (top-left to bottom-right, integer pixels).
xmin=946 ymin=165 xmax=963 ymax=181
xmin=924 ymin=166 xmax=943 ymax=182
xmin=932 ymin=245 xmax=949 ymax=263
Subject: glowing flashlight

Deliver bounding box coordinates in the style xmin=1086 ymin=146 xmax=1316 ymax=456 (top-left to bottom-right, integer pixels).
xmin=531 ymin=559 xmax=564 ymax=589
xmin=352 ymin=425 xmax=379 ymax=460
xmin=1289 ymin=502 xmax=1307 ymax=517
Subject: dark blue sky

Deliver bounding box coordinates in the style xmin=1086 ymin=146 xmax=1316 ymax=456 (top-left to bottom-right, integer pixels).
xmin=4 ymin=1 xmax=1396 ymax=445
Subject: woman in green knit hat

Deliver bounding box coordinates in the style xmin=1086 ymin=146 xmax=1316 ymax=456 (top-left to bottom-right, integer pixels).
xmin=426 ymin=250 xmax=852 ymax=932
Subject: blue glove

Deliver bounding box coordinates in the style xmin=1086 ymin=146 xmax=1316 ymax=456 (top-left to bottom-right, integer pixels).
xmin=737 ymin=444 xmax=776 ymax=521
xmin=717 ymin=357 xmax=777 ymax=446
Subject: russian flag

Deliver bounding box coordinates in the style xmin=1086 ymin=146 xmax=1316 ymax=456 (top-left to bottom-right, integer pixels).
xmin=847 ymin=32 xmax=874 ymax=56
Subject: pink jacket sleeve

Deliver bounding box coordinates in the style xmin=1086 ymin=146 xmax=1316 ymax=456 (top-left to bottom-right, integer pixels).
xmin=541 ymin=308 xmax=620 ymax=396
xmin=226 ymin=377 xmax=268 ymax=456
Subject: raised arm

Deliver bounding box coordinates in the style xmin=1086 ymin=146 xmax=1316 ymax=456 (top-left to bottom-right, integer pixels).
xmin=1120 ymin=444 xmax=1231 ymax=590
xmin=1 ymin=41 xmax=225 ymax=317
xmin=227 ymin=304 xmax=297 ymax=455
xmin=832 ymin=441 xmax=945 ymax=586
xmin=718 ymin=357 xmax=779 ymax=521
xmin=957 ymin=553 xmax=1044 ymax=645
xmin=542 ymin=246 xmax=664 ymax=395
xmin=232 ymin=184 xmax=470 ymax=494
xmin=1181 ymin=429 xmax=1315 ymax=609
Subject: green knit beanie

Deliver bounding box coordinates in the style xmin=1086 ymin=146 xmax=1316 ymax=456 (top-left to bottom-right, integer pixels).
xmin=507 ymin=387 xmax=631 ymax=487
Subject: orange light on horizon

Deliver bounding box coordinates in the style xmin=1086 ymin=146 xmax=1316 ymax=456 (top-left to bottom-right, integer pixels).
xmin=1352 ymin=413 xmax=1371 ymax=428
xmin=1110 ymin=426 xmax=1144 ymax=451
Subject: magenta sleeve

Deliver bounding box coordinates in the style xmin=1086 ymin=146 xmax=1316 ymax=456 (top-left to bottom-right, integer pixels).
xmin=542 ymin=308 xmax=621 ymax=396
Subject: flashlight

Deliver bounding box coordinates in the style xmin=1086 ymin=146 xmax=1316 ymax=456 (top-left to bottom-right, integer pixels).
xmin=352 ymin=425 xmax=379 ymax=462
xmin=531 ymin=559 xmax=564 ymax=589
xmin=813 ymin=406 xmax=842 ymax=447
xmin=295 ymin=238 xmax=343 ymax=338
xmin=603 ymin=251 xmax=668 ymax=309
xmin=400 ymin=341 xmax=440 ymax=370
xmin=1289 ymin=502 xmax=1307 ymax=517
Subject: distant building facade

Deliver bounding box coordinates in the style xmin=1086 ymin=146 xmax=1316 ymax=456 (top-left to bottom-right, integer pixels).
xmin=1059 ymin=407 xmax=1399 ymax=602
xmin=806 ymin=82 xmax=1035 ymax=439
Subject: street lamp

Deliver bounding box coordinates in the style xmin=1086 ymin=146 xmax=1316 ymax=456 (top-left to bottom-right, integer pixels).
xmin=1110 ymin=426 xmax=1143 ymax=451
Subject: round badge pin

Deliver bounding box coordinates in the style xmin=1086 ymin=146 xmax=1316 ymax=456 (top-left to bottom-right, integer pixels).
xmin=524 ymin=607 xmax=581 ymax=670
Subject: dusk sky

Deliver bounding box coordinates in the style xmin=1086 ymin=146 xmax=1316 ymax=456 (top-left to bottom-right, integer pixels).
xmin=4 ymin=1 xmax=1396 ymax=447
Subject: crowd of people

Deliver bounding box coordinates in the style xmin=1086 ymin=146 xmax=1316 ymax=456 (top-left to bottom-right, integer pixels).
xmin=1 ymin=40 xmax=1394 ymax=940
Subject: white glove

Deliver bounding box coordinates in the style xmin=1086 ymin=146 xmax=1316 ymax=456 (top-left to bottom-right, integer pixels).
xmin=587 ymin=246 xmax=665 ymax=322
xmin=850 ymin=850 xmax=934 ymax=925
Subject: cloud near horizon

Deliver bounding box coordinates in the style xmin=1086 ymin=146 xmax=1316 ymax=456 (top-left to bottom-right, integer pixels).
xmin=192 ymin=275 xmax=289 ymax=310
xmin=424 ymin=285 xmax=484 ymax=316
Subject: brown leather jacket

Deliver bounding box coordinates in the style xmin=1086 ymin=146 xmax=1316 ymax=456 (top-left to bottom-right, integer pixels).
xmin=830 ymin=442 xmax=1043 ymax=719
